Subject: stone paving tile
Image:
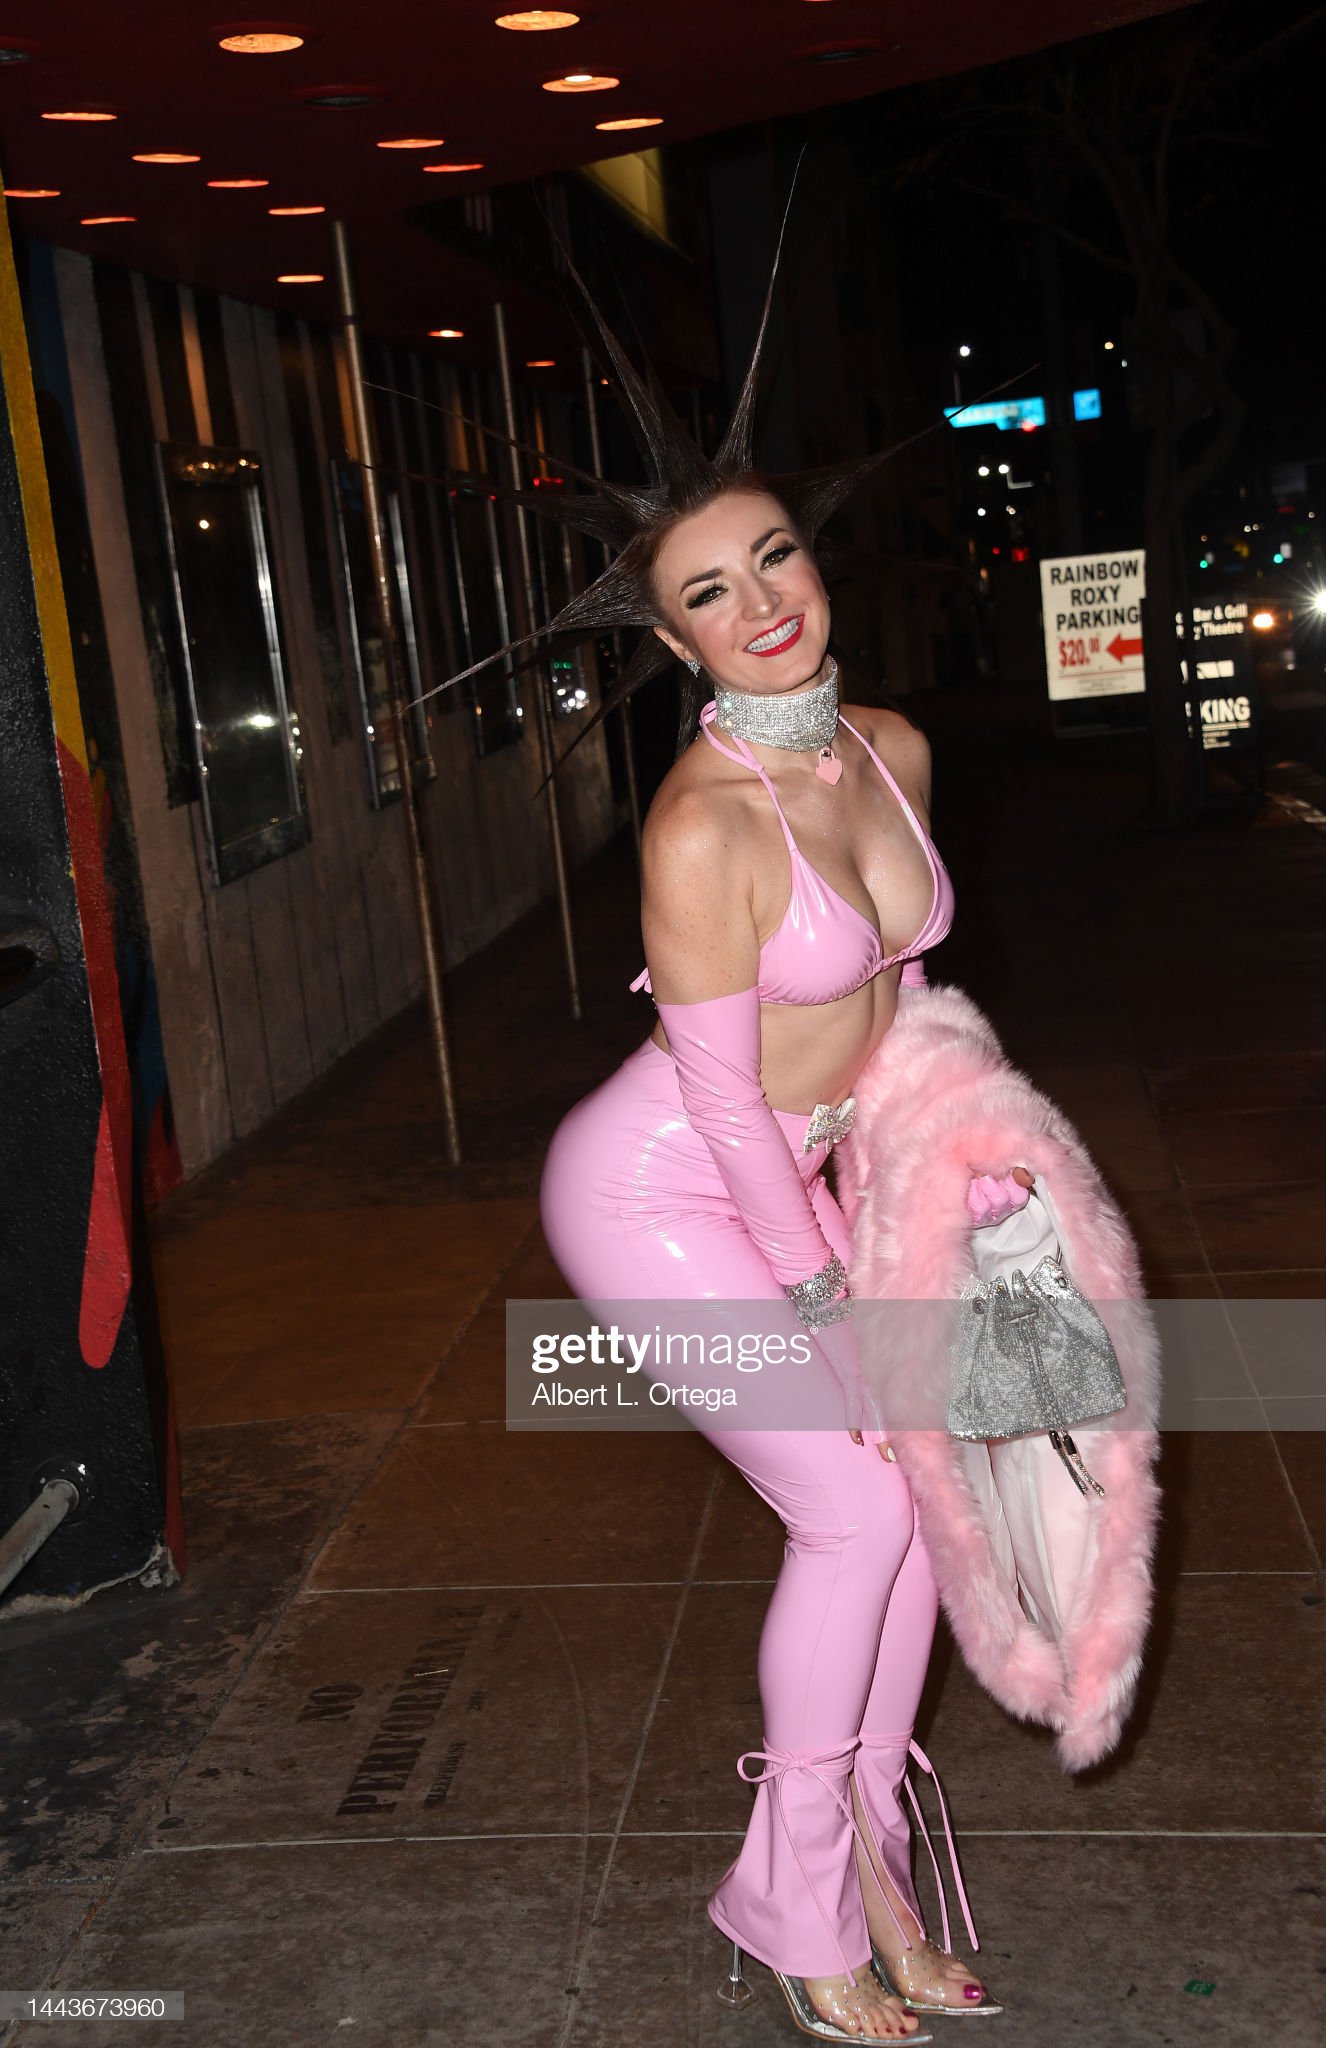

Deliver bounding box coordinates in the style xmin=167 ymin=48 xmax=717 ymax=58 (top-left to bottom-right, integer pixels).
xmin=1160 ymin=1105 xmax=1326 ymax=1187
xmin=158 ymin=1199 xmax=534 ymax=1427
xmin=308 ymin=1423 xmax=722 ymax=1591
xmin=18 ymin=1836 xmax=607 ymax=2048
xmin=177 ymin=1413 xmax=403 ymax=1596
xmin=1272 ymin=1432 xmax=1326 ymax=1557
xmin=154 ymin=1584 xmax=679 ymax=1847
xmin=1143 ymin=1049 xmax=1326 ymax=1117
xmin=1188 ymin=1181 xmax=1326 ymax=1274
xmin=0 ymin=1885 xmax=102 ymax=2015
xmin=1109 ymin=1189 xmax=1210 ymax=1283
xmin=569 ymin=1833 xmax=1326 ymax=2048
xmin=1152 ymin=1429 xmax=1319 ymax=1574
xmin=414 ymin=1222 xmax=567 ymax=1429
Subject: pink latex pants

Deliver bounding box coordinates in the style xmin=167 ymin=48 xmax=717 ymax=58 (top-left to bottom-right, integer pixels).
xmin=540 ymin=1037 xmax=957 ymax=1980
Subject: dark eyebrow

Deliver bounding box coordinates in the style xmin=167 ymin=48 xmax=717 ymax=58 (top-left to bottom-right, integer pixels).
xmin=679 ymin=526 xmax=786 ymax=593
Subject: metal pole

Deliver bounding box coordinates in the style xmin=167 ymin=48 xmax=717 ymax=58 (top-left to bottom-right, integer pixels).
xmin=332 ymin=219 xmax=463 ymax=1164
xmin=583 ymin=346 xmax=642 ymax=860
xmin=495 ymin=300 xmax=582 ymax=1020
xmin=0 ymin=1481 xmax=78 ymax=1598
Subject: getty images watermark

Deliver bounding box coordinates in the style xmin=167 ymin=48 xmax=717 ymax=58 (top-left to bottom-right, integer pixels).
xmin=528 ymin=1316 xmax=817 ymax=1417
xmin=506 ymin=1296 xmax=1326 ymax=1432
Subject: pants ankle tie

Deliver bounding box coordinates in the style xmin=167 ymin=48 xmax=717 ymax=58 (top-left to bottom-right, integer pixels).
xmin=735 ymin=1737 xmax=871 ymax=1985
xmin=856 ymin=1733 xmax=980 ymax=1956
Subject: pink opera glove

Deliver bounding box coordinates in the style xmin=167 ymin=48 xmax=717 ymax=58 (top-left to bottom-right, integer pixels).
xmin=655 ymin=987 xmax=881 ymax=1440
xmin=966 ymin=1169 xmax=1034 ymax=1229
xmin=655 ymin=987 xmax=834 ymax=1286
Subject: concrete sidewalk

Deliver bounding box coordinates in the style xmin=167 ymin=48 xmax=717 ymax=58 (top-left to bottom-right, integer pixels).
xmin=2 ymin=684 xmax=1323 ymax=2047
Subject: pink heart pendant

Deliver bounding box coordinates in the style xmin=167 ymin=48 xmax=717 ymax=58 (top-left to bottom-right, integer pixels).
xmin=816 ymin=746 xmax=843 ymax=785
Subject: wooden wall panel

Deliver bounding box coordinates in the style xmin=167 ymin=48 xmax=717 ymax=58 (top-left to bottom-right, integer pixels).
xmin=50 ymin=250 xmax=619 ymax=1180
xmin=52 ymin=249 xmax=232 ymax=1174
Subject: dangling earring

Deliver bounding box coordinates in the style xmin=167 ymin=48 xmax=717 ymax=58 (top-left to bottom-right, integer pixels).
xmin=683 ymin=655 xmax=701 ymax=676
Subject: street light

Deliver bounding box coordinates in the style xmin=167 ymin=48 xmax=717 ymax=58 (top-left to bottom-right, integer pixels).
xmin=958 ymin=344 xmax=972 ymax=358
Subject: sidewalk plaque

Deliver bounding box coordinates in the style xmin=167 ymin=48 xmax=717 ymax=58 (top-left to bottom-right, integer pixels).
xmin=1040 ymin=551 xmax=1146 ymax=700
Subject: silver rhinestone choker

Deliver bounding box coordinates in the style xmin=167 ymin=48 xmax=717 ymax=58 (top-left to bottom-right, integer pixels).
xmin=715 ymin=656 xmax=839 ymax=753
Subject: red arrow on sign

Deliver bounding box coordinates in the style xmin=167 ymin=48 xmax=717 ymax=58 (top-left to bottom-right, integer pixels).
xmin=1107 ymin=633 xmax=1144 ymax=662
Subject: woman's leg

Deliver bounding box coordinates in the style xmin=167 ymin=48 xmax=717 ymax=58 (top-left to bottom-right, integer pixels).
xmin=540 ymin=1069 xmax=929 ymax=2030
xmin=849 ymin=1517 xmax=939 ymax=1951
xmin=811 ymin=1171 xmax=993 ymax=2012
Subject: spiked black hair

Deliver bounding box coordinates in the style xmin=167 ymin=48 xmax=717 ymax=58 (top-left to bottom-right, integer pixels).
xmin=403 ymin=167 xmax=900 ymax=769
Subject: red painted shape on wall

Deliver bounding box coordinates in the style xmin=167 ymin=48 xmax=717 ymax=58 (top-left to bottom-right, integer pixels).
xmin=56 ymin=734 xmax=133 ymax=1368
xmin=79 ymin=1099 xmax=131 ymax=1369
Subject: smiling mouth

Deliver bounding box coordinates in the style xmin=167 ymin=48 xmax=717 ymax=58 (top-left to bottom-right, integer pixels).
xmin=745 ymin=614 xmax=804 ymax=655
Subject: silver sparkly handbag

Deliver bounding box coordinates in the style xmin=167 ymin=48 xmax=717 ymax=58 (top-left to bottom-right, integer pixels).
xmin=948 ymin=1187 xmax=1127 ymax=1496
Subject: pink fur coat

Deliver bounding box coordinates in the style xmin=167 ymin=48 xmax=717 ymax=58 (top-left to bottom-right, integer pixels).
xmin=836 ymin=981 xmax=1162 ymax=1771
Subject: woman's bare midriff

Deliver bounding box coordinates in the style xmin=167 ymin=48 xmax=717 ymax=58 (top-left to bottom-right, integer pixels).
xmin=649 ymin=970 xmax=900 ymax=1114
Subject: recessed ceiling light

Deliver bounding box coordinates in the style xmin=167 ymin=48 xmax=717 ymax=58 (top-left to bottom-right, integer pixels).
xmin=422 ymin=161 xmax=484 ymax=173
xmin=526 ymin=358 xmax=556 ymax=368
xmin=42 ymin=110 xmax=118 ymax=122
xmin=207 ymin=178 xmax=270 ymax=188
xmin=303 ymin=87 xmax=382 ymax=108
xmin=3 ymin=187 xmax=61 ymax=198
xmin=543 ymin=73 xmax=618 ymax=92
xmin=803 ymin=40 xmax=884 ymax=63
xmin=219 ymin=32 xmax=306 ymax=54
xmin=278 ymin=272 xmax=324 ymax=283
xmin=80 ymin=214 xmax=136 ymax=224
xmin=269 ymin=203 xmax=325 ymax=214
xmin=429 ymin=327 xmax=464 ymax=338
xmin=133 ymin=152 xmax=202 ymax=164
xmin=496 ymin=10 xmax=580 ymax=27
xmin=595 ymin=115 xmax=662 ymax=130
xmin=377 ymin=136 xmax=445 ymax=149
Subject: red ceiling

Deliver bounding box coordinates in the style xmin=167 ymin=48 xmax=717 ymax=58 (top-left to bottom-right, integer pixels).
xmin=0 ymin=2 xmax=1188 ymax=365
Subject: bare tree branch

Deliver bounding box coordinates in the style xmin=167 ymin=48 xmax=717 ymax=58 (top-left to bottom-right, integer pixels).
xmin=943 ymin=175 xmax=1133 ymax=275
xmin=1155 ymin=41 xmax=1198 ymax=244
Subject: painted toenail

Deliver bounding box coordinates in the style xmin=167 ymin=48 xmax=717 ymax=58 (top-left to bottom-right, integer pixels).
xmin=964 ymin=1983 xmax=983 ymax=1998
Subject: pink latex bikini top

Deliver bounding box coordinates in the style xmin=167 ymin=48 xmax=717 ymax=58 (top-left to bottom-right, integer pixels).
xmin=631 ymin=701 xmax=954 ymax=1005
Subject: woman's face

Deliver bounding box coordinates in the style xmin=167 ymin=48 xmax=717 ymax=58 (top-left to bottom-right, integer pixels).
xmin=650 ymin=488 xmax=831 ymax=694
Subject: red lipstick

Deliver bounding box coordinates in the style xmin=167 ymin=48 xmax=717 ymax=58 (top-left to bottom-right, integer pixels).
xmin=745 ymin=613 xmax=805 ymax=657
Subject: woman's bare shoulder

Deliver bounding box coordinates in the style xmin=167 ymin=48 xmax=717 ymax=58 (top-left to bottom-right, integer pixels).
xmin=645 ymin=732 xmax=756 ymax=829
xmin=641 ymin=743 xmax=752 ymax=877
xmin=844 ymin=702 xmax=932 ymax=803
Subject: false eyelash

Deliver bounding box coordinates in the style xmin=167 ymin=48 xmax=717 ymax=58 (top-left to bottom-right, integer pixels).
xmin=685 ymin=543 xmax=798 ymax=610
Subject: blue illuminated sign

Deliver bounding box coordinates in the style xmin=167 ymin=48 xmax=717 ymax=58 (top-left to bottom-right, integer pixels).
xmin=945 ymin=397 xmax=1046 ymax=431
xmin=945 ymin=389 xmax=1103 ymax=430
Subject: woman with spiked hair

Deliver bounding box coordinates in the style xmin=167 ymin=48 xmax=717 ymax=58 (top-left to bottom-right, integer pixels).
xmin=426 ymin=194 xmax=1030 ymax=2041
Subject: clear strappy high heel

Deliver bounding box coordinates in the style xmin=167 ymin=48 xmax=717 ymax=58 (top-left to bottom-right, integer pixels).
xmin=856 ymin=1737 xmax=1003 ymax=2019
xmin=718 ymin=1940 xmax=934 ymax=2045
xmin=870 ymin=1942 xmax=1003 ymax=2020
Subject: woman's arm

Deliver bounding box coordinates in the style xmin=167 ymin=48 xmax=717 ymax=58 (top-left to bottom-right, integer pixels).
xmin=641 ymin=789 xmax=847 ymax=1308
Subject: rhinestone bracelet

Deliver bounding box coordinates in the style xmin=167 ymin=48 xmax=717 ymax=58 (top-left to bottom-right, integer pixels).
xmin=783 ymin=1252 xmax=852 ymax=1330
